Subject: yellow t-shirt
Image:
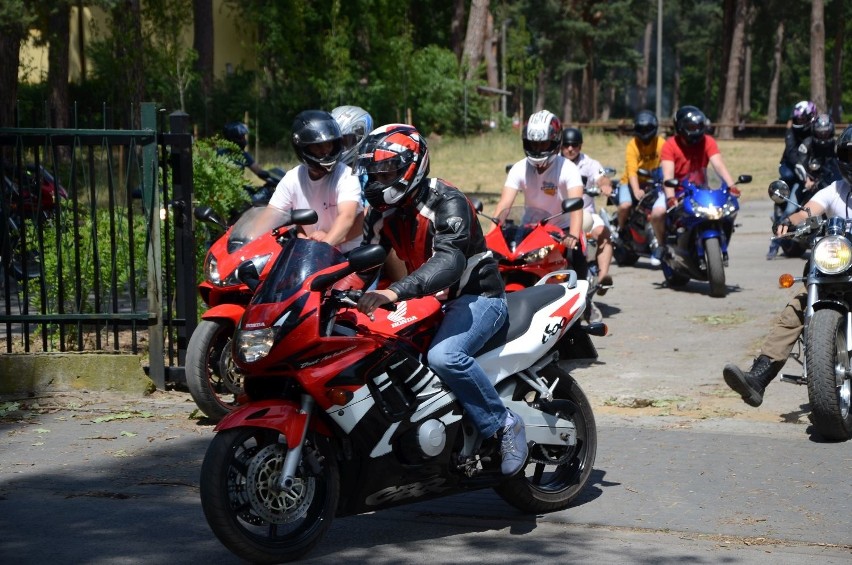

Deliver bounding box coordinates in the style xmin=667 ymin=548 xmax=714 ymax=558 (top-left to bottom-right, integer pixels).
xmin=620 ymin=136 xmax=665 ymax=184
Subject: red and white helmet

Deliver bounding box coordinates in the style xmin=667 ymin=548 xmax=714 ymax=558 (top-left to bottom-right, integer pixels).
xmin=522 ymin=110 xmax=562 ymax=170
xmin=354 ymin=124 xmax=430 ymax=210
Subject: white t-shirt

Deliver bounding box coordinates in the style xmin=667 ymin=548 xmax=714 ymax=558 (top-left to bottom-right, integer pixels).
xmin=571 ymin=152 xmax=606 ymax=213
xmin=504 ymin=156 xmax=583 ymax=217
xmin=809 ymin=179 xmax=852 ymax=218
xmin=268 ymin=162 xmax=363 ymax=251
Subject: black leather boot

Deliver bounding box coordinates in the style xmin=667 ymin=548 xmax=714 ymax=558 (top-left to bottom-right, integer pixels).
xmin=722 ymin=355 xmax=784 ymax=407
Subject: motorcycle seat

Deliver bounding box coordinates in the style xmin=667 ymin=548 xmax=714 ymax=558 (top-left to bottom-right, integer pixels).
xmin=476 ymin=284 xmax=567 ymax=356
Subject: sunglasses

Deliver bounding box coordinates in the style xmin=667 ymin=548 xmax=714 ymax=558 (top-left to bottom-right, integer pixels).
xmin=563 ymin=142 xmax=580 ymax=148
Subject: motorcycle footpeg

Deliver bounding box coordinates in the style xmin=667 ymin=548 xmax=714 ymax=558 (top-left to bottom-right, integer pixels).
xmin=780 ymin=374 xmax=807 ymax=386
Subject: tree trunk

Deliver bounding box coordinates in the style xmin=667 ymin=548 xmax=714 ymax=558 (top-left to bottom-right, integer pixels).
xmin=535 ymin=68 xmax=547 ymax=113
xmin=48 ymin=3 xmax=71 ymax=129
xmin=193 ymin=0 xmax=214 ymax=135
xmin=112 ymin=0 xmax=145 ymax=128
xmin=718 ymin=0 xmax=748 ymax=140
xmin=741 ymin=34 xmax=751 ymax=120
xmin=484 ymin=11 xmax=499 ymax=88
xmin=810 ymin=0 xmax=826 ymax=111
xmin=450 ymin=0 xmax=466 ymax=61
xmin=765 ymin=20 xmax=783 ymax=125
xmin=636 ymin=21 xmax=652 ymax=110
xmin=718 ymin=0 xmax=736 ymax=119
xmin=0 ymin=24 xmax=24 ymax=127
xmin=829 ymin=4 xmax=843 ymax=122
xmin=561 ymin=71 xmax=573 ymax=124
xmin=461 ymin=0 xmax=489 ymax=81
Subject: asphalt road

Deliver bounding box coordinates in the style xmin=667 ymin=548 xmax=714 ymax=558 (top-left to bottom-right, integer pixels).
xmin=1 ymin=200 xmax=851 ymax=564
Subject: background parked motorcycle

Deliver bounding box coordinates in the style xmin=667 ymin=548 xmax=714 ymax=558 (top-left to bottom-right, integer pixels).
xmin=771 ymin=183 xmax=852 ymax=440
xmin=661 ymin=173 xmax=752 ymax=298
xmin=184 ymin=205 xmax=315 ymax=421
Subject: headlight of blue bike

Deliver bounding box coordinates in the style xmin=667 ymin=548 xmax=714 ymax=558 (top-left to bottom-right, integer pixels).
xmin=521 ymin=245 xmax=554 ymax=264
xmin=813 ymin=235 xmax=852 ymax=274
xmin=693 ymin=205 xmax=723 ymax=220
xmin=237 ymin=327 xmax=276 ymax=363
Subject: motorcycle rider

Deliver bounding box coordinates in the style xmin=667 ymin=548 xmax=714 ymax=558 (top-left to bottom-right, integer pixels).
xmin=560 ymin=126 xmax=614 ymax=297
xmin=493 ymin=110 xmax=585 ymax=276
xmin=615 ymin=110 xmax=665 ymax=236
xmin=254 ymin=110 xmax=364 ymax=252
xmin=220 ymin=121 xmax=272 ymax=182
xmin=722 ymin=125 xmax=852 ymax=407
xmin=658 ymin=105 xmax=738 ymax=266
xmin=331 ymin=105 xmax=374 ymax=167
xmin=767 ymin=101 xmax=821 ymax=259
xmin=353 ymin=123 xmax=528 ymax=476
xmin=796 ymin=113 xmax=841 ymax=194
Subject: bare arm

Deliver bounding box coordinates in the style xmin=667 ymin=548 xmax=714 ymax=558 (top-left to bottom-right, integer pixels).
xmin=492 ymin=186 xmax=519 ymax=222
xmin=315 ymin=201 xmax=361 ymax=246
xmin=565 ymin=184 xmax=584 ymax=247
xmin=661 ymin=159 xmax=676 ymax=199
xmin=708 ymin=153 xmax=736 ymax=187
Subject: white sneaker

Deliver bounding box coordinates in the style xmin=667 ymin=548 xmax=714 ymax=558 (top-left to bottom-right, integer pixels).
xmin=649 ymin=246 xmax=663 ymax=267
xmin=588 ymin=301 xmax=603 ymax=323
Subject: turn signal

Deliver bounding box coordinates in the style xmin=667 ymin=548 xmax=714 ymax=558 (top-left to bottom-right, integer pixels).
xmin=779 ymin=273 xmax=795 ymax=288
xmin=326 ymin=388 xmax=353 ymax=406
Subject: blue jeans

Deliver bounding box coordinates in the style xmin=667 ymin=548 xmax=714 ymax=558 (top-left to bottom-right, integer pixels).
xmin=427 ymin=293 xmax=509 ymax=438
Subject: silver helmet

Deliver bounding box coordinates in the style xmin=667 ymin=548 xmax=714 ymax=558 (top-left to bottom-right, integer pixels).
xmin=331 ymin=105 xmax=374 ymax=166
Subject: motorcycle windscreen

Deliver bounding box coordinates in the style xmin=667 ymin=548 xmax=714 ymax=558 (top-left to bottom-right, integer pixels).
xmin=252 ymin=238 xmax=346 ymax=304
xmin=226 ymin=206 xmax=291 ymax=252
xmin=499 ymin=206 xmax=551 ymax=247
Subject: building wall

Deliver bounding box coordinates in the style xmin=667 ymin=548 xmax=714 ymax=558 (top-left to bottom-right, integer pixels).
xmin=18 ymin=2 xmax=255 ymax=84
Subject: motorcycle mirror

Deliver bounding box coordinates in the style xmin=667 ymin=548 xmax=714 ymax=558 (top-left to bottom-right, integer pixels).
xmin=194 ymin=205 xmax=228 ymax=228
xmin=737 ymin=174 xmax=752 ymax=184
xmin=291 ymin=209 xmax=319 ymax=226
xmin=663 ymin=179 xmax=679 ymax=189
xmin=348 ymin=244 xmax=387 ymax=272
xmin=604 ymin=167 xmax=617 ymax=177
xmin=470 ymin=197 xmax=484 ymax=213
xmin=768 ymin=180 xmax=791 ymax=204
xmin=561 ymin=197 xmax=584 ymax=214
xmin=505 ymin=163 xmax=513 ymax=174
xmin=236 ymin=260 xmax=261 ymax=292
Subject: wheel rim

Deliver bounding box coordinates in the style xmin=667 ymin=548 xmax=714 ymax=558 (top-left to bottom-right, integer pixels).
xmin=205 ymin=326 xmax=243 ymax=407
xmin=524 ymin=400 xmax=591 ymax=493
xmin=833 ymin=328 xmax=851 ymax=419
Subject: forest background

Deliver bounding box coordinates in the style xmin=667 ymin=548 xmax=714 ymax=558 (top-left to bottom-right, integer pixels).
xmin=1 ymin=0 xmax=850 ymax=158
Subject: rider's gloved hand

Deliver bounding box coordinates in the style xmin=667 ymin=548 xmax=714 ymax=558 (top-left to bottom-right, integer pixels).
xmin=257 ymin=169 xmax=271 ymax=180
xmin=772 ymin=216 xmax=792 ymax=236
xmin=729 ymin=185 xmax=741 ymax=198
xmin=666 ymin=196 xmax=678 ymax=210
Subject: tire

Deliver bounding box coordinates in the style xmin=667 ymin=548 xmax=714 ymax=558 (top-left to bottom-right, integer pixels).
xmin=805 ymin=309 xmax=852 ymax=441
xmin=704 ymin=237 xmax=726 ymax=297
xmin=613 ymin=240 xmax=639 ymax=267
xmin=200 ymin=427 xmax=340 ymax=563
xmin=494 ymin=365 xmax=597 ymax=512
xmin=185 ymin=319 xmax=243 ymax=421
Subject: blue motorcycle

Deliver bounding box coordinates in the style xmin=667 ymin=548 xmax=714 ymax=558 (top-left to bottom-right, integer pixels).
xmin=660 ymin=173 xmax=752 ymax=297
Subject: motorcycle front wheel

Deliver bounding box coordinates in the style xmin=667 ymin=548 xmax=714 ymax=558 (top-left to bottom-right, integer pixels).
xmin=494 ymin=364 xmax=597 ymax=512
xmin=200 ymin=427 xmax=340 ymax=563
xmin=805 ymin=309 xmax=852 ymax=441
xmin=185 ymin=319 xmax=243 ymax=421
xmin=704 ymin=237 xmax=726 ymax=298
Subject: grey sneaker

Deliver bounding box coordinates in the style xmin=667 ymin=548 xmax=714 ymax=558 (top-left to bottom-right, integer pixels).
xmin=499 ymin=409 xmax=528 ymax=476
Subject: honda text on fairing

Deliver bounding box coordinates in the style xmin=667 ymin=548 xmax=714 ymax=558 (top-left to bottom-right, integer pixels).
xmin=198 ymin=235 xmax=603 ymax=563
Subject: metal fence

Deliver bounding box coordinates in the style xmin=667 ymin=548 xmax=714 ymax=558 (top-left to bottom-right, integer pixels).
xmin=0 ymin=104 xmax=197 ymax=389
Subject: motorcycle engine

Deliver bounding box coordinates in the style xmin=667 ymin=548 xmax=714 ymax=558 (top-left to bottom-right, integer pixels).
xmin=399 ymin=419 xmax=446 ymax=461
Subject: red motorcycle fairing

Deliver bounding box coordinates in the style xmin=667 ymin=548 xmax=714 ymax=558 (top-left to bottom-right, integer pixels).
xmin=214 ymin=398 xmax=331 ymax=448
xmin=200 ymin=302 xmax=248 ymax=323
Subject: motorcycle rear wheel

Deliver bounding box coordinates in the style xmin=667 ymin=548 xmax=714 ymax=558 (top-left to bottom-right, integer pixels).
xmin=185 ymin=319 xmax=242 ymax=421
xmin=494 ymin=365 xmax=597 ymax=512
xmin=704 ymin=237 xmax=726 ymax=298
xmin=805 ymin=309 xmax=852 ymax=441
xmin=200 ymin=427 xmax=340 ymax=563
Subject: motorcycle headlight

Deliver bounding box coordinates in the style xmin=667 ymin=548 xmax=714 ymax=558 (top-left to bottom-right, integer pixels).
xmin=237 ymin=327 xmax=276 ymax=363
xmin=521 ymin=245 xmax=554 ymax=264
xmin=693 ymin=205 xmax=723 ymax=220
xmin=204 ymin=253 xmax=220 ymax=284
xmin=208 ymin=253 xmax=274 ymax=287
xmin=813 ymin=235 xmax=852 ymax=274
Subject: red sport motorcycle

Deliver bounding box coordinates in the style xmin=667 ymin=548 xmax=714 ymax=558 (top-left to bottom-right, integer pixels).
xmin=198 ymin=233 xmax=601 ymax=563
xmin=185 ymin=205 xmax=317 ymax=421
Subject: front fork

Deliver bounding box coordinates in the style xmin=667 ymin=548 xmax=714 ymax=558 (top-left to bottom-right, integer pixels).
xmin=277 ymin=394 xmax=314 ymax=492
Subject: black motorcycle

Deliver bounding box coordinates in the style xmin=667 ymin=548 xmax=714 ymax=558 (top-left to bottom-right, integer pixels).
xmin=770 ymin=180 xmax=852 ymax=441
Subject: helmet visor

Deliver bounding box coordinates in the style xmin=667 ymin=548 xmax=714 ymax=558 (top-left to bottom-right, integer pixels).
xmin=635 ymin=124 xmax=656 ymax=136
xmin=837 ymin=142 xmax=852 ymax=165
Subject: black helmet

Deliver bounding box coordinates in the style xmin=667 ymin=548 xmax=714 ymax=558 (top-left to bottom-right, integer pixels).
xmin=291 ymin=110 xmax=343 ymax=176
xmin=674 ymin=105 xmax=707 ymax=145
xmin=812 ymin=113 xmax=835 ymax=149
xmin=836 ymin=125 xmax=852 ymax=184
xmin=223 ymin=121 xmax=249 ymax=149
xmin=561 ymin=127 xmax=583 ymax=147
xmin=634 ymin=110 xmax=658 ymax=143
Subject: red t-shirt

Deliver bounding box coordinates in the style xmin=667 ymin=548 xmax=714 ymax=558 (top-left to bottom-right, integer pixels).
xmin=660 ymin=135 xmax=721 ymax=185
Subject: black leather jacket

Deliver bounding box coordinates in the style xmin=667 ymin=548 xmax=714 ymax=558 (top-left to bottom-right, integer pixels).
xmin=363 ymin=178 xmax=504 ymax=301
